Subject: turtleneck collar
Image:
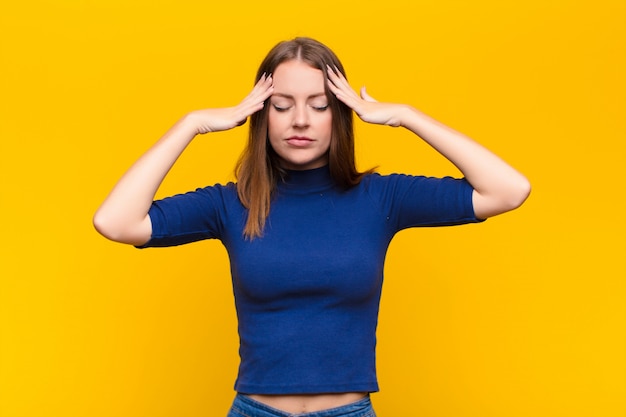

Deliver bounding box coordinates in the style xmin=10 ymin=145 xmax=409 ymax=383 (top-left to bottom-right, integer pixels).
xmin=277 ymin=165 xmax=336 ymax=194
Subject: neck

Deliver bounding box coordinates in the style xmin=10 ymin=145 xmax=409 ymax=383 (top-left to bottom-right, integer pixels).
xmin=278 ymin=165 xmax=334 ymax=193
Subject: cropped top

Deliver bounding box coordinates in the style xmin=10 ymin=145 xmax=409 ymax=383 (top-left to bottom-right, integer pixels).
xmin=139 ymin=165 xmax=482 ymax=394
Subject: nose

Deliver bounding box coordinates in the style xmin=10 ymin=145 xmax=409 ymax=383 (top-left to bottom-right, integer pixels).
xmin=292 ymin=105 xmax=310 ymax=128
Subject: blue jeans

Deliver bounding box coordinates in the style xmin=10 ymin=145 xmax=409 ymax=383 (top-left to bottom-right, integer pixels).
xmin=227 ymin=394 xmax=377 ymax=417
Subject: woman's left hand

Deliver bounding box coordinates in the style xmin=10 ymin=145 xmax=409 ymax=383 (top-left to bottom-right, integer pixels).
xmin=327 ymin=66 xmax=530 ymax=219
xmin=326 ymin=65 xmax=407 ymax=127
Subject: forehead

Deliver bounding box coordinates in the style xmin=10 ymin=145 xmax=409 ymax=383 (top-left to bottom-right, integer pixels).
xmin=272 ymin=60 xmax=325 ymax=96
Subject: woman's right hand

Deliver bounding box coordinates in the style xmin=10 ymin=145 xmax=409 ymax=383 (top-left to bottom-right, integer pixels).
xmin=188 ymin=73 xmax=274 ymax=135
xmin=93 ymin=74 xmax=274 ymax=245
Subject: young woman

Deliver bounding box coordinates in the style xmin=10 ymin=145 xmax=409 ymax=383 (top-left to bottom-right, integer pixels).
xmin=94 ymin=37 xmax=530 ymax=417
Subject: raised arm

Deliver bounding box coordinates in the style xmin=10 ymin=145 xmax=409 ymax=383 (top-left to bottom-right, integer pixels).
xmin=93 ymin=74 xmax=274 ymax=245
xmin=326 ymin=66 xmax=530 ymax=219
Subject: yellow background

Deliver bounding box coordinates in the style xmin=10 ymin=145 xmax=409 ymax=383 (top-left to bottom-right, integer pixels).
xmin=1 ymin=0 xmax=625 ymax=416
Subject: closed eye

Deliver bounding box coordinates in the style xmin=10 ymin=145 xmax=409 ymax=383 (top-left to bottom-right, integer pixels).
xmin=313 ymin=105 xmax=329 ymax=112
xmin=272 ymin=104 xmax=290 ymax=112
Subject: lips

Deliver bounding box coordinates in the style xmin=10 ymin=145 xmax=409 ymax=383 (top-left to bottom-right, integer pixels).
xmin=286 ymin=136 xmax=314 ymax=147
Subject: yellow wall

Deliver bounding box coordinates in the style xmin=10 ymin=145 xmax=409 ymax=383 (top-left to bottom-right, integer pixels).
xmin=1 ymin=1 xmax=624 ymax=416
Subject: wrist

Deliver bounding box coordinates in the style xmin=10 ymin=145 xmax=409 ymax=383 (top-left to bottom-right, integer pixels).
xmin=179 ymin=111 xmax=206 ymax=136
xmin=399 ymin=106 xmax=430 ymax=131
xmin=397 ymin=105 xmax=419 ymax=128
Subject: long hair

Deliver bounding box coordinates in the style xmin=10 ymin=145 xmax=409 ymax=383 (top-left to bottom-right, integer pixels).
xmin=235 ymin=37 xmax=372 ymax=239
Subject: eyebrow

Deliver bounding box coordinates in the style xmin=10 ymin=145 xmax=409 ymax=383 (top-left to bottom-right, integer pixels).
xmin=272 ymin=92 xmax=327 ymax=99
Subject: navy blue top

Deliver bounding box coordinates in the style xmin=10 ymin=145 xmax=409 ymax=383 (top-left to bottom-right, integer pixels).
xmin=139 ymin=166 xmax=482 ymax=394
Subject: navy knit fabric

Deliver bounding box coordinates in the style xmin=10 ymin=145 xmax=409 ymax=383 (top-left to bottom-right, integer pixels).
xmin=139 ymin=166 xmax=482 ymax=394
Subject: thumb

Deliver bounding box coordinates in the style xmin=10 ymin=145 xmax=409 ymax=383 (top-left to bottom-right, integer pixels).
xmin=360 ymin=86 xmax=377 ymax=102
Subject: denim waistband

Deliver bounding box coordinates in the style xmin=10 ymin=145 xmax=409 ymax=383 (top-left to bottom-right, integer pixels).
xmin=227 ymin=394 xmax=376 ymax=417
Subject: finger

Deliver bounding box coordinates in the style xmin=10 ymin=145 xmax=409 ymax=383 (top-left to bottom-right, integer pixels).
xmin=326 ymin=65 xmax=353 ymax=93
xmin=242 ymin=73 xmax=272 ymax=103
xmin=360 ymin=86 xmax=377 ymax=102
xmin=249 ymin=74 xmax=274 ymax=98
xmin=327 ymin=78 xmax=355 ymax=106
xmin=326 ymin=66 xmax=361 ymax=108
xmin=240 ymin=75 xmax=274 ymax=113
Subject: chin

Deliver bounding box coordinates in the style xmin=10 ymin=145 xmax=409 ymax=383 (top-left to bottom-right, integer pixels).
xmin=279 ymin=155 xmax=328 ymax=171
xmin=284 ymin=164 xmax=319 ymax=171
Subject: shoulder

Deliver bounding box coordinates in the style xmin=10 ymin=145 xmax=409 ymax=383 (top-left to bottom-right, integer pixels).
xmin=362 ymin=171 xmax=469 ymax=187
xmin=182 ymin=181 xmax=237 ymax=199
xmin=152 ymin=181 xmax=240 ymax=212
xmin=360 ymin=171 xmax=448 ymax=192
xmin=359 ymin=172 xmax=475 ymax=207
xmin=196 ymin=181 xmax=238 ymax=197
xmin=143 ymin=182 xmax=241 ymax=247
xmin=358 ymin=173 xmax=480 ymax=229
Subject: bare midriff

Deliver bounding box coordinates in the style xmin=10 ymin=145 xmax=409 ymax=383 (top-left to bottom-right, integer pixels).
xmin=246 ymin=392 xmax=367 ymax=414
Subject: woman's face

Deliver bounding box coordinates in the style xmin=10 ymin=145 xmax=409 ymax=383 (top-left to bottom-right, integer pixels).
xmin=268 ymin=60 xmax=332 ymax=170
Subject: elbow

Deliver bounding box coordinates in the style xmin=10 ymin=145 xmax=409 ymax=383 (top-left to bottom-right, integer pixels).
xmin=474 ymin=176 xmax=531 ymax=219
xmin=92 ymin=209 xmax=118 ymax=242
xmin=507 ymin=176 xmax=532 ymax=211
xmin=496 ymin=176 xmax=531 ymax=215
xmin=92 ymin=209 xmax=149 ymax=246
